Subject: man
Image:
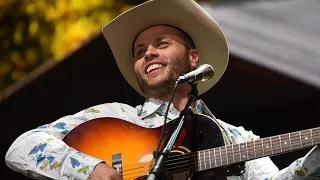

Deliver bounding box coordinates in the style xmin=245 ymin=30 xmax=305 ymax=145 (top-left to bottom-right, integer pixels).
xmin=5 ymin=0 xmax=320 ymax=179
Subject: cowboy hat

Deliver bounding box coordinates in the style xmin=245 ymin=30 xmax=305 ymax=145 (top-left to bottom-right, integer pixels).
xmin=102 ymin=0 xmax=228 ymax=97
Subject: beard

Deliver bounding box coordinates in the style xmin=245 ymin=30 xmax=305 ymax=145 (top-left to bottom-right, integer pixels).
xmin=135 ymin=51 xmax=192 ymax=99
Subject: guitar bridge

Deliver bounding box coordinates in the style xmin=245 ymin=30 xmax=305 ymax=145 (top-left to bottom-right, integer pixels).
xmin=112 ymin=153 xmax=122 ymax=175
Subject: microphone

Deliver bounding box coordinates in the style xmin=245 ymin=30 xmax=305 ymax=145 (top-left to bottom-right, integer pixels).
xmin=177 ymin=64 xmax=214 ymax=84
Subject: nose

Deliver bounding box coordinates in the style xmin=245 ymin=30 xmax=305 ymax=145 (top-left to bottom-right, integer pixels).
xmin=145 ymin=45 xmax=159 ymax=61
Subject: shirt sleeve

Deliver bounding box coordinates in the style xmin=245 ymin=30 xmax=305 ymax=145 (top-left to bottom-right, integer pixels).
xmin=5 ymin=108 xmax=104 ymax=180
xmin=264 ymin=146 xmax=320 ymax=180
xmin=222 ymin=123 xmax=320 ymax=180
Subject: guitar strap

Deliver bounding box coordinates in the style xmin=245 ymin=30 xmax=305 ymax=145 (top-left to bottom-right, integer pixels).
xmin=201 ymin=101 xmax=232 ymax=146
xmin=201 ymin=101 xmax=246 ymax=177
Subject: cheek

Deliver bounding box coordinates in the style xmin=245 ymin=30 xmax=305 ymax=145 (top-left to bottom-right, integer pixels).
xmin=133 ymin=60 xmax=143 ymax=74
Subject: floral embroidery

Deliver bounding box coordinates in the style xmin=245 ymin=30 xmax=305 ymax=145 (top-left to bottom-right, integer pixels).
xmin=295 ymin=159 xmax=302 ymax=166
xmin=294 ymin=167 xmax=305 ymax=176
xmin=50 ymin=161 xmax=62 ymax=170
xmin=70 ymin=157 xmax=92 ymax=176
xmin=28 ymin=143 xmax=47 ymax=156
xmin=28 ymin=143 xmax=62 ymax=171
xmin=85 ymin=108 xmax=100 ymax=113
xmin=37 ymin=122 xmax=69 ymax=135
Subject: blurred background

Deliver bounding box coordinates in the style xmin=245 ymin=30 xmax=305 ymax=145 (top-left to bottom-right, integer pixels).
xmin=1 ymin=0 xmax=319 ymax=179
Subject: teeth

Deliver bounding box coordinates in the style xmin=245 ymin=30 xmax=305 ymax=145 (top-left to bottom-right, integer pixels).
xmin=147 ymin=64 xmax=164 ymax=74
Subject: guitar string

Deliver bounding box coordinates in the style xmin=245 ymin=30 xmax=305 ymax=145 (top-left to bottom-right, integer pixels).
xmin=120 ymin=131 xmax=316 ymax=172
xmin=170 ymin=134 xmax=320 ymax=170
xmin=117 ymin=130 xmax=320 ymax=178
xmin=118 ymin=132 xmax=319 ymax=179
xmin=166 ymin=129 xmax=320 ymax=162
xmin=169 ymin=133 xmax=320 ymax=165
xmin=120 ymin=137 xmax=320 ymax=179
xmin=160 ymin=133 xmax=320 ymax=177
xmin=163 ymin=127 xmax=320 ymax=163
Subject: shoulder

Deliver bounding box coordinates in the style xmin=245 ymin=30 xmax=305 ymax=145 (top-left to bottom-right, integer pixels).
xmin=74 ymin=102 xmax=141 ymax=121
xmin=216 ymin=119 xmax=260 ymax=143
xmin=84 ymin=102 xmax=137 ymax=113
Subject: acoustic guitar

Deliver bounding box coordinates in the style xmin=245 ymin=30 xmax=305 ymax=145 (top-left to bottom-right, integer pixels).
xmin=62 ymin=114 xmax=320 ymax=180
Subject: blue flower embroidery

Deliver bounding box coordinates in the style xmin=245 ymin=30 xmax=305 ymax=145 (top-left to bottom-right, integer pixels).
xmin=36 ymin=154 xmax=46 ymax=166
xmin=70 ymin=157 xmax=80 ymax=168
xmin=47 ymin=155 xmax=55 ymax=164
xmin=38 ymin=125 xmax=47 ymax=129
xmin=295 ymin=159 xmax=302 ymax=166
xmin=61 ymin=129 xmax=69 ymax=135
xmin=28 ymin=143 xmax=48 ymax=155
xmin=53 ymin=122 xmax=66 ymax=129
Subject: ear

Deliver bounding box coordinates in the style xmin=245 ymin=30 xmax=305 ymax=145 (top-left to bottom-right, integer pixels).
xmin=189 ymin=49 xmax=199 ymax=69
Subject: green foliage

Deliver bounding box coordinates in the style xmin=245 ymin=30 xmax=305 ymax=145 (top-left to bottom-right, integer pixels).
xmin=0 ymin=0 xmax=139 ymax=92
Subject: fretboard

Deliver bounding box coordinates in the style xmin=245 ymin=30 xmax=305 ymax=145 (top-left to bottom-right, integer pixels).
xmin=196 ymin=127 xmax=320 ymax=172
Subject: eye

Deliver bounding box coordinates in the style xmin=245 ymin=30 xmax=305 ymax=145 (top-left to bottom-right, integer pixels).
xmin=159 ymin=41 xmax=169 ymax=47
xmin=135 ymin=49 xmax=146 ymax=57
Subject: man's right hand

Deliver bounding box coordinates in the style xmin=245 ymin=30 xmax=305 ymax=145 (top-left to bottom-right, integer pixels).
xmin=90 ymin=163 xmax=121 ymax=180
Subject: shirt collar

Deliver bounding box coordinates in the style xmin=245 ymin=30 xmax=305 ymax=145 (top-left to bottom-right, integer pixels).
xmin=138 ymin=97 xmax=203 ymax=120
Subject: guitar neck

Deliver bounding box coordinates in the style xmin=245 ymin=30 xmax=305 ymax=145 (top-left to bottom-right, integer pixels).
xmin=195 ymin=127 xmax=320 ymax=172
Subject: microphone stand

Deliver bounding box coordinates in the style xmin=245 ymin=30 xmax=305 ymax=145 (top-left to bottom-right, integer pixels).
xmin=146 ymin=82 xmax=198 ymax=180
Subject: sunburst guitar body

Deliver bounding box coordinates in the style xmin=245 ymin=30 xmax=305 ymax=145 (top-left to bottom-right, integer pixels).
xmin=62 ymin=114 xmax=227 ymax=180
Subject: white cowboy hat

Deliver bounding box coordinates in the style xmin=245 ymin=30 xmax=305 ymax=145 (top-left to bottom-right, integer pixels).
xmin=102 ymin=0 xmax=228 ymax=97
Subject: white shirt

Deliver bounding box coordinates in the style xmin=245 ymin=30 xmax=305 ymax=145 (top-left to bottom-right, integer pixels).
xmin=5 ymin=98 xmax=320 ymax=180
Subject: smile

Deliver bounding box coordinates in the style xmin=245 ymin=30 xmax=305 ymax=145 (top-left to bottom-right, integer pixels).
xmin=146 ymin=64 xmax=164 ymax=74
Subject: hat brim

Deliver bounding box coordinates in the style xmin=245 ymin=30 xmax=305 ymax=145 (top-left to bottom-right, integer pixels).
xmin=102 ymin=0 xmax=228 ymax=97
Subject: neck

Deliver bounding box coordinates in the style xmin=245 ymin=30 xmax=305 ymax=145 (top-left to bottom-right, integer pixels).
xmin=157 ymin=83 xmax=196 ymax=112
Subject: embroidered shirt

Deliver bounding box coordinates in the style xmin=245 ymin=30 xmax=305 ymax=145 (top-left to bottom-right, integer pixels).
xmin=5 ymin=98 xmax=320 ymax=180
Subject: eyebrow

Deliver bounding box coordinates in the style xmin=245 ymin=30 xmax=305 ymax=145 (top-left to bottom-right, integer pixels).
xmin=133 ymin=44 xmax=144 ymax=52
xmin=133 ymin=37 xmax=166 ymax=53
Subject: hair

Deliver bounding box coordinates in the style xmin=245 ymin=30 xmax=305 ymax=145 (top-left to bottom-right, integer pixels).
xmin=132 ymin=25 xmax=196 ymax=55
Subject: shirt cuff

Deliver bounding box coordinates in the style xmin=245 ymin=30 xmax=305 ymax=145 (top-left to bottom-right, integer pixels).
xmin=299 ymin=145 xmax=320 ymax=178
xmin=62 ymin=150 xmax=104 ymax=180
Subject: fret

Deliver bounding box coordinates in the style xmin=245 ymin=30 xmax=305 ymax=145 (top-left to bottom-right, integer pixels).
xmin=239 ymin=143 xmax=248 ymax=160
xmin=232 ymin=144 xmax=236 ymax=163
xmin=289 ymin=133 xmax=293 ymax=150
xmin=253 ymin=140 xmax=257 ymax=158
xmin=198 ymin=151 xmax=202 ymax=171
xmin=254 ymin=139 xmax=263 ymax=158
xmin=280 ymin=134 xmax=292 ymax=152
xmin=310 ymin=129 xmax=314 ymax=146
xmin=233 ymin=144 xmax=241 ymax=163
xmin=208 ymin=149 xmax=212 ymax=169
xmin=299 ymin=131 xmax=302 ymax=148
xmin=300 ymin=129 xmax=313 ymax=148
xmin=224 ymin=146 xmax=228 ymax=164
xmin=247 ymin=141 xmax=255 ymax=159
xmin=262 ymin=137 xmax=272 ymax=156
xmin=226 ymin=145 xmax=234 ymax=164
xmin=291 ymin=132 xmax=301 ymax=150
xmin=203 ymin=149 xmax=206 ymax=170
xmin=270 ymin=137 xmax=273 ymax=155
xmin=213 ymin=148 xmax=217 ymax=167
xmin=219 ymin=147 xmax=223 ymax=166
xmin=239 ymin=143 xmax=242 ymax=161
xmin=313 ymin=128 xmax=320 ymax=144
xmin=215 ymin=147 xmax=222 ymax=166
xmin=261 ymin=139 xmax=265 ymax=156
xmin=271 ymin=136 xmax=281 ymax=155
xmin=279 ymin=135 xmax=282 ymax=153
xmin=246 ymin=142 xmax=249 ymax=160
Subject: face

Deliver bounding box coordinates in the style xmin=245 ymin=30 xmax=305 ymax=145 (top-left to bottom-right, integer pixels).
xmin=133 ymin=25 xmax=199 ymax=98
